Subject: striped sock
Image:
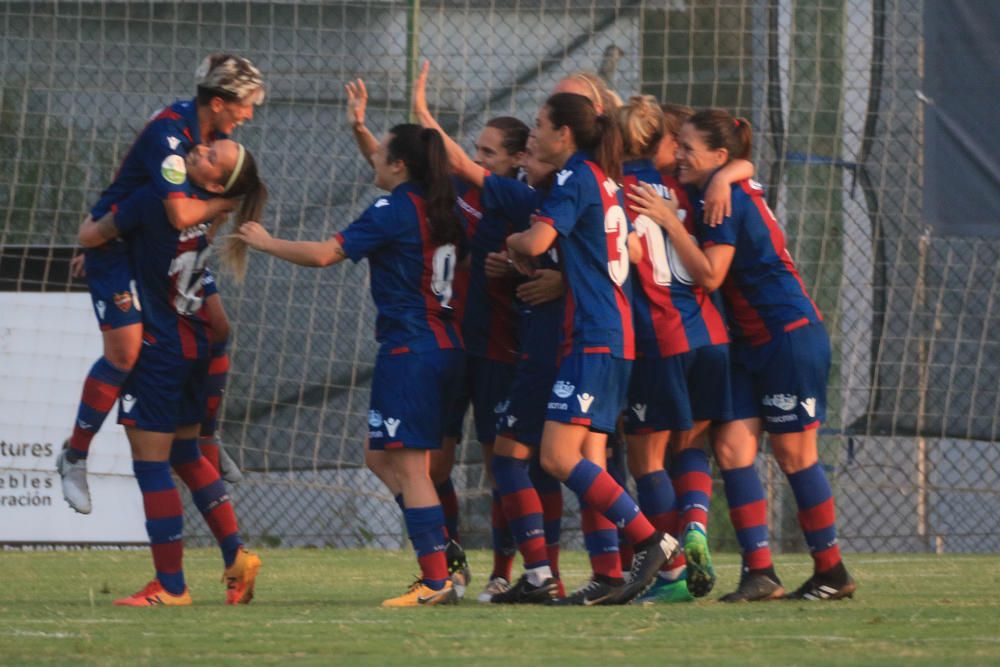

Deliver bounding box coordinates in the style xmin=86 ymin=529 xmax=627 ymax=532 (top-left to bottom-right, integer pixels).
xmin=199 ymin=342 xmax=230 ymax=441
xmin=721 ymin=464 xmax=773 ymax=572
xmin=492 ymin=456 xmax=548 ymax=570
xmin=435 ymin=478 xmax=460 ymax=543
xmin=490 ymin=490 xmax=517 ymax=579
xmin=635 ymin=470 xmax=682 ymax=575
xmin=68 ymin=357 xmax=130 ymax=460
xmin=786 ymin=463 xmax=843 ymax=574
xmin=170 ymin=437 xmax=242 ymax=567
xmin=671 ymin=448 xmax=713 ymax=533
xmin=564 ymin=459 xmax=657 ymax=547
xmin=581 ymin=505 xmax=622 ymax=580
xmin=530 ymin=459 xmax=562 ymax=578
xmin=133 ymin=460 xmax=185 ymax=595
xmin=404 ymin=505 xmax=450 ymax=590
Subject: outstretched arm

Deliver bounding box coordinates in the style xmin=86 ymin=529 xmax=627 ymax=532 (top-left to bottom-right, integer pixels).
xmin=236 ymin=221 xmax=347 ymax=268
xmin=412 ymin=61 xmax=487 ymax=188
xmin=346 ymin=79 xmax=379 ymax=168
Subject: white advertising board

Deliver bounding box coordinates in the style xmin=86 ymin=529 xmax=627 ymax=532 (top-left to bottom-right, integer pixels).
xmin=0 ymin=292 xmax=147 ymax=543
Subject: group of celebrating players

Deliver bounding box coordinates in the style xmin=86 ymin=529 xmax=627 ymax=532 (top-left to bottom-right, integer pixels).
xmin=58 ymin=51 xmax=855 ymax=608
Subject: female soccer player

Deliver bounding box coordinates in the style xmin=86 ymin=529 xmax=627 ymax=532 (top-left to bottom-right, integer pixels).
xmin=616 ymin=96 xmax=751 ymax=602
xmin=57 ymin=54 xmax=264 ymax=513
xmin=237 ymin=125 xmax=467 ymax=607
xmin=506 ymin=92 xmax=677 ymax=605
xmin=78 ymin=139 xmax=266 ymax=606
xmin=628 ymin=109 xmax=856 ymax=601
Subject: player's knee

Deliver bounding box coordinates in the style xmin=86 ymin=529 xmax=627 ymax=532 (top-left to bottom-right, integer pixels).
xmin=539 ymin=448 xmax=569 ymax=481
xmin=104 ymin=345 xmax=139 ymax=371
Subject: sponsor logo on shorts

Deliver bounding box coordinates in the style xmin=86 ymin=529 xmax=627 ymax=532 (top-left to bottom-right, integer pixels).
xmin=547 ymin=402 xmax=568 ymax=411
xmin=113 ymin=291 xmax=133 ymax=312
xmin=494 ymin=399 xmax=510 ymax=414
xmin=369 ymin=430 xmax=383 ymax=438
xmin=801 ymin=397 xmax=817 ymax=418
xmin=368 ymin=410 xmax=383 ymax=428
xmin=762 ymin=393 xmax=797 ymax=412
xmin=95 ymin=300 xmax=107 ymax=320
xmin=631 ymin=403 xmax=647 ymax=422
xmin=160 ymin=154 xmax=187 ymax=185
xmin=576 ymin=393 xmax=595 ymax=414
xmin=121 ymin=394 xmax=137 ymax=413
xmin=384 ymin=417 xmax=401 ymax=438
xmin=766 ymin=414 xmax=798 ymax=424
xmin=553 ymin=381 xmax=575 ymax=399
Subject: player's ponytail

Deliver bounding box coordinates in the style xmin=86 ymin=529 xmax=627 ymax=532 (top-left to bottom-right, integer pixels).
xmin=389 ymin=123 xmax=463 ymax=248
xmin=687 ymin=108 xmax=753 ymax=162
xmin=218 ymin=145 xmax=268 ymax=282
xmin=546 ymin=92 xmax=623 ymax=182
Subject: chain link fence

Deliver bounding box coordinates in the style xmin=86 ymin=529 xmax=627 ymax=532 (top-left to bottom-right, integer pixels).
xmin=1 ymin=0 xmax=997 ymax=553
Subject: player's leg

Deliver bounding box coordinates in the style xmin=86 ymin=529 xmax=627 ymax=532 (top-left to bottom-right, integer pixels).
xmin=59 ymin=260 xmax=143 ymax=514
xmin=764 ymin=324 xmax=854 ymax=600
xmin=198 ymin=284 xmax=242 ymax=483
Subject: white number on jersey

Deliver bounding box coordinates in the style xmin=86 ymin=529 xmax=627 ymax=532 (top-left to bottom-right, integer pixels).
xmin=633 ymin=214 xmax=695 ymax=287
xmin=431 ymin=243 xmax=457 ymax=309
xmin=604 ymin=204 xmax=630 ymax=286
xmin=169 ymin=247 xmax=211 ymax=315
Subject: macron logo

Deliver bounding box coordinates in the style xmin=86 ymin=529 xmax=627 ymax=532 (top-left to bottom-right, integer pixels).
xmin=374 ymin=198 xmax=390 ymax=208
xmin=506 ymin=415 xmax=518 ymax=428
xmin=384 ymin=417 xmax=401 ymax=437
xmin=167 ymin=136 xmax=180 ymax=150
xmin=631 ymin=403 xmax=647 ymax=422
xmin=577 ymin=393 xmax=595 ymax=414
xmin=556 ymin=169 xmax=573 ymax=186
xmin=801 ymin=397 xmax=817 ymax=418
xmin=121 ymin=394 xmax=137 ymax=413
xmin=95 ymin=300 xmax=107 ymax=320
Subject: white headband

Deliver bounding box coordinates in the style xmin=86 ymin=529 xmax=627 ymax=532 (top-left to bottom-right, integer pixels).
xmin=223 ymin=144 xmax=246 ymax=194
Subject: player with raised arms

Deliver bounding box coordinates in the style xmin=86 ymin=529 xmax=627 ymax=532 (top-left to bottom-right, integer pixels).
xmin=616 ymin=96 xmax=752 ymax=602
xmin=628 ymin=108 xmax=856 ymax=601
xmin=506 ymin=92 xmax=678 ymax=605
xmin=77 ymin=139 xmax=266 ymax=606
xmin=237 ymin=124 xmax=467 ymax=607
xmin=57 ymin=54 xmax=264 ymax=513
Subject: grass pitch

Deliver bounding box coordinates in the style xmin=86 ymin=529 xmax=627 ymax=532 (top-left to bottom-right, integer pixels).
xmin=1 ymin=549 xmax=998 ymax=665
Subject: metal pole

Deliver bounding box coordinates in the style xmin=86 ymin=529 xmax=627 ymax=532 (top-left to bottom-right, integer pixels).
xmin=406 ymin=0 xmax=421 ymax=123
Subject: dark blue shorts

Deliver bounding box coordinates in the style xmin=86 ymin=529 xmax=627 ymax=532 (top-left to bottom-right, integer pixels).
xmin=118 ymin=344 xmax=209 ymax=433
xmin=730 ymin=323 xmax=830 ymax=433
xmin=496 ymin=360 xmax=560 ymax=448
xmin=85 ymin=244 xmax=142 ymax=331
xmin=443 ymin=355 xmax=515 ymax=444
xmin=368 ymin=349 xmax=466 ymax=451
xmin=545 ymin=353 xmax=631 ymax=434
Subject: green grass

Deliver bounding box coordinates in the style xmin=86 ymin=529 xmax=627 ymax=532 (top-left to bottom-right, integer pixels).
xmin=1 ymin=549 xmax=999 ymax=665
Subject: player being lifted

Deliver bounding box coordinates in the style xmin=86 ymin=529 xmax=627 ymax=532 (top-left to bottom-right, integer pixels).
xmin=506 ymin=92 xmax=678 ymax=605
xmin=238 ymin=124 xmax=468 ymax=607
xmin=58 ymin=54 xmax=264 ymax=513
xmin=77 ymin=139 xmax=266 ymax=606
xmin=628 ymin=108 xmax=856 ymax=601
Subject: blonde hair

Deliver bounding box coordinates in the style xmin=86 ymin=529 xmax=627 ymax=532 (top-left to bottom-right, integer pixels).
xmin=561 ymin=71 xmax=622 ymax=114
xmin=196 ymin=53 xmax=265 ymax=105
xmin=617 ymin=95 xmax=665 ymax=158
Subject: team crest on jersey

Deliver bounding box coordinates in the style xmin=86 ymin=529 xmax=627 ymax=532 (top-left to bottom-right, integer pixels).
xmin=556 ymin=169 xmax=573 ymax=186
xmin=113 ymin=291 xmax=133 ymax=312
xmin=553 ymin=381 xmax=575 ymax=399
xmin=494 ymin=399 xmax=510 ymax=415
xmin=384 ymin=417 xmax=401 ymax=438
xmin=631 ymin=403 xmax=647 ymax=422
xmin=161 ymin=154 xmax=187 ymax=185
xmin=762 ymin=393 xmax=797 ymax=411
xmin=368 ymin=410 xmax=383 ymax=428
xmin=576 ymin=393 xmax=595 ymax=414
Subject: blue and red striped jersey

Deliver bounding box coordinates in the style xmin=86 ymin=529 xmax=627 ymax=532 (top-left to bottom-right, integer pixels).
xmin=623 ymin=159 xmax=728 ymax=357
xmin=112 ymin=185 xmax=212 ymax=360
xmin=454 ymin=174 xmax=519 ymax=364
xmin=696 ymin=178 xmax=822 ymax=346
xmin=91 ymin=98 xmax=227 ymax=220
xmin=533 ymin=152 xmax=634 ymax=360
xmin=336 ymin=181 xmax=465 ymax=356
xmin=481 ymin=174 xmax=563 ymax=367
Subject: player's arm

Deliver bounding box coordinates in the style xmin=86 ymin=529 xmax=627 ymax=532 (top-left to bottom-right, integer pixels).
xmin=703 ymin=159 xmax=754 ymax=227
xmin=346 ymin=79 xmax=378 ymax=167
xmin=412 ymin=61 xmax=486 ymax=188
xmin=507 ymin=218 xmax=558 ymax=257
xmin=78 ymin=213 xmax=120 ymax=248
xmin=627 ymin=182 xmax=734 ymax=291
xmin=236 ymin=221 xmax=347 ymax=267
xmin=164 ymin=197 xmax=238 ymax=230
xmin=516 ymin=268 xmax=566 ymax=306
